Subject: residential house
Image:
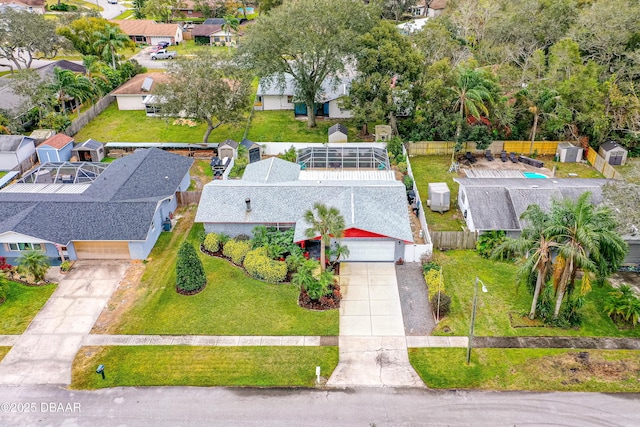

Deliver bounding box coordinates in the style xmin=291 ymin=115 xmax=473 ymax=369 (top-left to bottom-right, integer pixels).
xmin=0 ymin=135 xmax=36 ymax=172
xmin=410 ymin=0 xmax=447 ymax=17
xmin=111 ymin=72 xmax=169 ymax=111
xmin=191 ymin=24 xmax=223 ymax=45
xmin=36 ymin=133 xmax=74 ymax=163
xmin=0 ymin=148 xmax=192 ymax=263
xmin=196 ymin=145 xmax=413 ymax=262
xmin=0 ymin=0 xmax=45 ymax=13
xmin=110 ymin=20 xmax=184 ymax=45
xmin=454 ymin=177 xmax=640 ymax=264
xmin=255 ymin=74 xmax=352 ymax=119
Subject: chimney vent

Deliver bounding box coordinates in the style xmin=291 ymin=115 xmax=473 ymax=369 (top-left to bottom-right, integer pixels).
xmin=245 ymin=198 xmax=251 ymax=212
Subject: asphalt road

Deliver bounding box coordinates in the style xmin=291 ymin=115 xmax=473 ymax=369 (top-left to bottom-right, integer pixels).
xmin=0 ymin=386 xmax=638 ymax=426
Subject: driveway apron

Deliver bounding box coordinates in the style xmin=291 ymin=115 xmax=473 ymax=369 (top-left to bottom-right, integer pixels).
xmin=0 ymin=261 xmax=129 ymax=385
xmin=327 ymin=262 xmax=424 ymax=388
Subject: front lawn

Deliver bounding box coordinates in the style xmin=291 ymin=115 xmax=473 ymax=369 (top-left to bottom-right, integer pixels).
xmin=172 ymin=40 xmax=227 ymax=55
xmin=0 ymin=281 xmax=56 ymax=334
xmin=409 ymin=155 xmax=464 ymax=232
xmin=0 ymin=347 xmax=9 ymax=362
xmin=409 ymin=348 xmax=640 ymax=392
xmin=71 ymin=345 xmax=339 ymax=389
xmin=246 ymin=110 xmax=360 ymax=142
xmin=73 ymin=103 xmax=246 ymax=143
xmin=431 ymin=250 xmax=640 ymax=337
xmin=102 ymin=210 xmax=338 ymax=336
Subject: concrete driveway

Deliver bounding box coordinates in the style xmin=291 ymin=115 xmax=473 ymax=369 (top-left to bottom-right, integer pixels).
xmin=0 ymin=261 xmax=129 ymax=385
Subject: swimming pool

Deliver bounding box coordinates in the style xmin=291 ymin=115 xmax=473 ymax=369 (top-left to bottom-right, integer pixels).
xmin=523 ymin=172 xmax=548 ymax=179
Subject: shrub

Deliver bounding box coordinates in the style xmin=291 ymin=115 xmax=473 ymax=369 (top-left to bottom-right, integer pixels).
xmin=604 ymin=284 xmax=640 ymax=327
xmin=397 ymin=162 xmax=408 ymax=174
xmin=403 ymin=175 xmax=414 ymax=191
xmin=431 ymin=291 xmax=451 ymax=318
xmin=477 ymin=230 xmax=507 ymax=259
xmin=425 ymin=268 xmax=444 ymax=300
xmin=0 ymin=277 xmax=9 ymax=304
xmin=422 ymin=261 xmax=440 ymax=274
xmin=0 ymin=256 xmax=11 ymax=271
xmin=243 ymin=247 xmax=288 ymax=283
xmin=203 ymin=233 xmax=220 ymax=253
xmin=60 ymin=261 xmax=71 ymax=272
xmin=223 ymin=239 xmax=252 ymax=265
xmin=175 ymin=242 xmax=206 ymax=294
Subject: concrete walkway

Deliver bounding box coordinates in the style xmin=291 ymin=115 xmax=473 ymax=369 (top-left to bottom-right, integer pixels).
xmin=0 ymin=261 xmax=129 ymax=385
xmin=327 ymin=263 xmax=424 ymax=388
xmin=83 ymin=335 xmax=337 ymax=346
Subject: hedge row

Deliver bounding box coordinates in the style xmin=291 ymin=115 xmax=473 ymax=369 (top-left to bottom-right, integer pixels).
xmin=244 ymin=247 xmax=288 ymax=283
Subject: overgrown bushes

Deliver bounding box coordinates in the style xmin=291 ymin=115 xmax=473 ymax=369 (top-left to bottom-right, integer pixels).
xmin=604 ymin=284 xmax=640 ymax=327
xmin=176 ymin=241 xmax=206 ymax=295
xmin=244 ymin=247 xmax=288 ymax=283
xmin=477 ymin=230 xmax=507 ymax=259
xmin=223 ymin=239 xmax=252 ymax=265
xmin=203 ymin=232 xmax=221 ymax=253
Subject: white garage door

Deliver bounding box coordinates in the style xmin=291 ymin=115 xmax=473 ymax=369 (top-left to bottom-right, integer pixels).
xmin=341 ymin=240 xmax=396 ymax=262
xmin=150 ymin=37 xmax=173 ymax=46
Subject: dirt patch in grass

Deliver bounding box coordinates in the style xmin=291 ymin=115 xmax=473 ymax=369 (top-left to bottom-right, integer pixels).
xmin=509 ymin=312 xmax=545 ymax=328
xmin=539 ymin=351 xmax=636 ymax=384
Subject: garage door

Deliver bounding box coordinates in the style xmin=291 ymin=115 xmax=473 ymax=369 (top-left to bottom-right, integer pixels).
xmin=341 ymin=240 xmax=396 ymax=262
xmin=625 ymin=243 xmax=640 ymax=264
xmin=74 ymin=241 xmax=130 ymax=260
xmin=150 ymin=37 xmax=172 ymax=46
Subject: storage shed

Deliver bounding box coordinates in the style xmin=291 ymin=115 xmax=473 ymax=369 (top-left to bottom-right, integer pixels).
xmin=556 ymin=142 xmax=583 ymax=163
xmin=37 ymin=133 xmax=74 ymax=163
xmin=218 ymin=139 xmax=238 ymax=159
xmin=599 ymin=141 xmax=628 ymax=166
xmin=71 ymin=139 xmax=105 ymax=162
xmin=0 ymin=135 xmax=36 ymax=172
xmin=427 ymin=182 xmax=450 ymax=213
xmin=328 ymin=123 xmax=348 ymax=143
xmin=240 ymin=138 xmax=261 ymax=163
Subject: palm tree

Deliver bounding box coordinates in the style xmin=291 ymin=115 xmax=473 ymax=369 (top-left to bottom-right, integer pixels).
xmin=48 ymin=67 xmax=93 ymax=116
xmin=93 ymin=25 xmax=131 ymax=70
xmin=304 ymin=203 xmax=346 ymax=272
xmin=449 ymin=68 xmax=495 ymax=164
xmin=222 ymin=15 xmax=240 ymax=52
xmin=17 ymin=251 xmax=50 ymax=283
xmin=546 ymin=192 xmax=627 ymax=318
xmin=517 ymin=87 xmax=560 ymax=155
xmin=493 ymin=205 xmax=557 ymax=319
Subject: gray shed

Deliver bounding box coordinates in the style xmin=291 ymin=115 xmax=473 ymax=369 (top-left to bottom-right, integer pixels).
xmin=218 ymin=139 xmax=238 ymax=159
xmin=328 ymin=123 xmax=348 ymax=143
xmin=240 ymin=138 xmax=261 ymax=163
xmin=599 ymin=141 xmax=628 ymax=166
xmin=71 ymin=139 xmax=105 ymax=162
xmin=556 ymin=142 xmax=583 ymax=163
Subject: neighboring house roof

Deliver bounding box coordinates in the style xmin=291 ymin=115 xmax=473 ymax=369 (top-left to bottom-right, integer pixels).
xmin=455 ymin=178 xmax=608 ymax=232
xmin=0 ymin=148 xmax=193 ymax=243
xmin=257 ymin=73 xmax=352 ymax=103
xmin=430 ymin=0 xmax=447 ymax=9
xmin=328 ymin=123 xmax=348 ymax=136
xmin=219 ymin=139 xmax=238 ymax=150
xmin=40 ymin=133 xmax=73 ymax=150
xmin=195 ymin=157 xmax=413 ymax=243
xmin=600 ymin=141 xmax=627 ymax=152
xmin=191 ymin=24 xmax=223 ymax=37
xmin=0 ymin=0 xmax=44 ymax=11
xmin=111 ymin=72 xmax=169 ymax=95
xmin=203 ymin=18 xmax=225 ymax=25
xmin=0 ymin=135 xmax=32 ymax=152
xmin=110 ymin=20 xmax=181 ymax=37
xmin=35 ymin=60 xmax=85 ymax=78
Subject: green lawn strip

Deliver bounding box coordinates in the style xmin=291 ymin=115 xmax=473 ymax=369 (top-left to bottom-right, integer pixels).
xmin=0 ymin=347 xmax=10 ymax=362
xmin=409 ymin=155 xmax=464 ymax=232
xmin=0 ymin=282 xmax=56 ymax=334
xmin=0 ymin=171 xmax=7 ymax=178
xmin=172 ymin=40 xmax=226 ymax=55
xmin=114 ymin=9 xmax=134 ymax=19
xmin=46 ymin=0 xmax=101 ymax=10
xmin=71 ymin=345 xmax=338 ymax=389
xmin=73 ymin=103 xmax=245 ymax=143
xmin=246 ymin=110 xmax=360 ymax=143
xmin=409 ymin=348 xmax=640 ymax=392
xmin=546 ymin=158 xmax=603 ymax=178
xmin=112 ymin=221 xmax=338 ymax=336
xmin=431 ymin=250 xmax=639 ymax=338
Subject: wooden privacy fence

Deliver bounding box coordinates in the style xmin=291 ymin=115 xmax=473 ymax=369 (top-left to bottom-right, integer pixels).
xmin=65 ymin=95 xmax=115 ymax=137
xmin=177 ymin=191 xmax=202 ymax=206
xmin=430 ymin=230 xmax=478 ymax=250
xmin=406 ymin=141 xmax=563 ymax=156
xmin=585 ymin=148 xmax=624 ymax=180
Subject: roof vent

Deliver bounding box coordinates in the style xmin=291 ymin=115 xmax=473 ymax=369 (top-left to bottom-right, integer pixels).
xmin=530 ymin=185 xmax=539 ymax=188
xmin=245 ymin=198 xmax=251 ymax=212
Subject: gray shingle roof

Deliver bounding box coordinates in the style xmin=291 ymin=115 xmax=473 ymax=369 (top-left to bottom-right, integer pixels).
xmin=0 ymin=148 xmax=193 ymax=244
xmin=196 ymin=158 xmax=413 ymax=242
xmin=328 ymin=123 xmax=348 ymax=136
xmin=240 ymin=138 xmax=259 ymax=150
xmin=0 ymin=135 xmax=30 ymax=152
xmin=74 ymin=139 xmax=102 ymax=151
xmin=455 ymin=178 xmax=608 ymax=231
xmin=219 ymin=139 xmax=239 ymax=150
xmin=600 ymin=141 xmax=626 ymax=153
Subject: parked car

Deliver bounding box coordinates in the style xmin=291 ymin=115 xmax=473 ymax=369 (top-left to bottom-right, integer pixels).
xmin=107 ymin=0 xmax=117 ymax=3
xmin=150 ymin=49 xmax=177 ymax=60
xmin=157 ymin=41 xmax=170 ymax=49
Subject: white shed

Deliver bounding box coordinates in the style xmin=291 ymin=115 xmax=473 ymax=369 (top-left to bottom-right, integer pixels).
xmin=328 ymin=123 xmax=348 ymax=143
xmin=556 ymin=142 xmax=583 ymax=163
xmin=599 ymin=141 xmax=628 ymax=166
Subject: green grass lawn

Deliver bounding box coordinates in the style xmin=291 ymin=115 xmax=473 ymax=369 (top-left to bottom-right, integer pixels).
xmin=409 ymin=348 xmax=640 ymax=392
xmin=615 ymin=157 xmax=640 ymax=184
xmin=114 ymin=9 xmax=134 ymax=19
xmin=247 ymin=110 xmax=360 ymax=142
xmin=0 ymin=347 xmax=9 ymax=362
xmin=106 ymin=212 xmax=338 ymax=336
xmin=0 ymin=171 xmax=7 ymax=178
xmin=71 ymin=345 xmax=338 ymax=389
xmin=172 ymin=40 xmax=227 ymax=55
xmin=431 ymin=250 xmax=640 ymax=338
xmin=46 ymin=0 xmax=101 ymax=10
xmin=0 ymin=282 xmax=56 ymax=334
xmin=409 ymin=155 xmax=464 ymax=232
xmin=73 ymin=103 xmax=246 ymax=143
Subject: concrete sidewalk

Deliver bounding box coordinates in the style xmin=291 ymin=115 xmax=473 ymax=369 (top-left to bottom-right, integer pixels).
xmin=83 ymin=335 xmax=337 ymax=346
xmin=0 ymin=261 xmax=129 ymax=385
xmin=327 ymin=263 xmax=424 ymax=388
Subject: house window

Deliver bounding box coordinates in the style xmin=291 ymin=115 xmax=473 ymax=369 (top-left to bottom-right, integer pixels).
xmin=7 ymin=243 xmax=44 ymax=251
xmin=287 ymin=96 xmax=293 ymax=103
xmin=187 ymin=10 xmax=192 ymax=14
